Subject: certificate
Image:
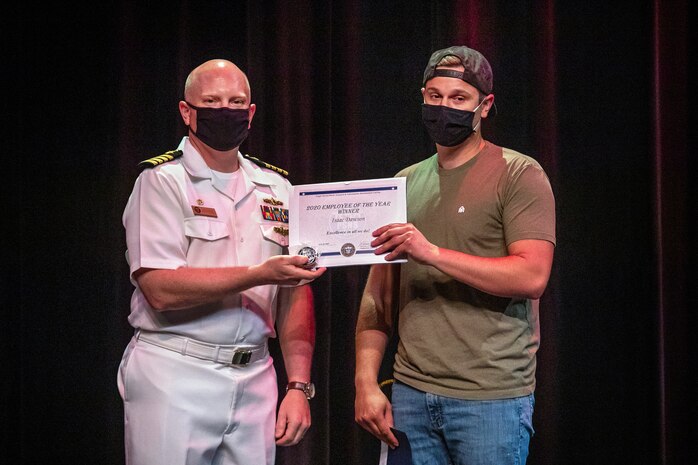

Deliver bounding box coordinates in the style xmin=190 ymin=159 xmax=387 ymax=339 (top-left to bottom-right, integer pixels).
xmin=289 ymin=177 xmax=407 ymax=267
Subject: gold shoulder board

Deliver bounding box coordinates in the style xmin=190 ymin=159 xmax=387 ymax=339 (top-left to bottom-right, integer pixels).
xmin=137 ymin=150 xmax=183 ymax=170
xmin=243 ymin=154 xmax=289 ymax=177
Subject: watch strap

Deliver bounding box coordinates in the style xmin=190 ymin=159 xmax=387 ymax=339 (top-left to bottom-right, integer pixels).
xmin=286 ymin=381 xmax=314 ymax=400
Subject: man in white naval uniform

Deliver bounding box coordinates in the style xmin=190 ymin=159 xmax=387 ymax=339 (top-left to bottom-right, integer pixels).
xmin=118 ymin=58 xmax=325 ymax=465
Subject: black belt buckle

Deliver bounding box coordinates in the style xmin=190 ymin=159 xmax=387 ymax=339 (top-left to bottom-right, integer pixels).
xmin=231 ymin=349 xmax=252 ymax=365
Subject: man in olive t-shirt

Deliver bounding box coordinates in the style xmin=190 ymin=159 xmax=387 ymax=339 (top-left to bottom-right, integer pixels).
xmin=354 ymin=45 xmax=556 ymax=465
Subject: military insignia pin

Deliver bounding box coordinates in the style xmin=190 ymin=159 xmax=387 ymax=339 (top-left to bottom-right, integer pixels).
xmin=263 ymin=197 xmax=284 ymax=206
xmin=260 ymin=205 xmax=289 ymax=223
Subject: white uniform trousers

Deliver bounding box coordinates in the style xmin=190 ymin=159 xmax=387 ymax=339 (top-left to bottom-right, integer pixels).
xmin=117 ymin=335 xmax=278 ymax=465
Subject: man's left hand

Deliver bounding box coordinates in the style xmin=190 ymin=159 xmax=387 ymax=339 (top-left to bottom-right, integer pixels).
xmin=275 ymin=388 xmax=311 ymax=446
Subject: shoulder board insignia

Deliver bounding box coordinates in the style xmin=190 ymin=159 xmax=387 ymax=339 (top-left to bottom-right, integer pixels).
xmin=137 ymin=150 xmax=183 ymax=170
xmin=243 ymin=154 xmax=289 ymax=177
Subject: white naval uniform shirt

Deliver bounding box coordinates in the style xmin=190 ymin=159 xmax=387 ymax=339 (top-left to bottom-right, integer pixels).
xmin=123 ymin=137 xmax=291 ymax=345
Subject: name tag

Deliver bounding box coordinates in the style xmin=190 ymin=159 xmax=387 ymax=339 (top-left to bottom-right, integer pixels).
xmin=191 ymin=205 xmax=218 ymax=218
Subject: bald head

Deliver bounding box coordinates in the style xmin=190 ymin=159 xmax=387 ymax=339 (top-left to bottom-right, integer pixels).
xmin=178 ymin=59 xmax=257 ymax=157
xmin=183 ymin=59 xmax=251 ymax=102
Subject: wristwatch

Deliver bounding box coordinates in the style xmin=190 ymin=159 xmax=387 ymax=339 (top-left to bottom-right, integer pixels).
xmin=286 ymin=381 xmax=315 ymax=400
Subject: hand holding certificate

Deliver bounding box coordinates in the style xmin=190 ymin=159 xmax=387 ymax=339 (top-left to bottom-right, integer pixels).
xmin=289 ymin=178 xmax=407 ymax=267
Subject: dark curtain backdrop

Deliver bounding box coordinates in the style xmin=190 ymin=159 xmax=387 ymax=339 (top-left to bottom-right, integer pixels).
xmin=4 ymin=1 xmax=695 ymax=464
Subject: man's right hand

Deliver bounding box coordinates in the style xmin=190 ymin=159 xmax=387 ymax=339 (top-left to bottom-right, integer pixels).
xmin=354 ymin=383 xmax=399 ymax=449
xmin=252 ymin=255 xmax=325 ymax=286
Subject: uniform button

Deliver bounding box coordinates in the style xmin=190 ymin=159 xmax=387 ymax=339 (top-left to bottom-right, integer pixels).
xmin=240 ymin=237 xmax=244 ymax=242
xmin=207 ymin=232 xmax=212 ymax=236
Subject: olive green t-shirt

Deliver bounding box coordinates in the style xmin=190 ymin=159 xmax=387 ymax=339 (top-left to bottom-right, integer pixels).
xmin=393 ymin=141 xmax=556 ymax=400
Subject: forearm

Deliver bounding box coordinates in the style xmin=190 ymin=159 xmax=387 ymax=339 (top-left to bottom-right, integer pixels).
xmin=374 ymin=222 xmax=554 ymax=299
xmin=355 ymin=329 xmax=389 ymax=389
xmin=355 ymin=264 xmax=395 ymax=389
xmin=430 ymin=250 xmax=543 ymax=299
xmin=136 ymin=255 xmax=324 ymax=312
xmin=277 ymin=285 xmax=315 ymax=382
xmin=136 ymin=265 xmax=266 ymax=311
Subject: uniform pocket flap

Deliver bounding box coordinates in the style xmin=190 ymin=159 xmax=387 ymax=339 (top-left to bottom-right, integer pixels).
xmin=184 ymin=217 xmax=229 ymax=241
xmin=259 ymin=224 xmax=289 ymax=247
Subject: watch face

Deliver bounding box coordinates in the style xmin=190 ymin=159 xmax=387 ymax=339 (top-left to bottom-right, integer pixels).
xmin=305 ymin=382 xmax=316 ymax=399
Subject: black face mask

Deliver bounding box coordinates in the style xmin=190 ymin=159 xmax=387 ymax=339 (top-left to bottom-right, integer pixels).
xmin=186 ymin=102 xmax=250 ymax=151
xmin=421 ymin=102 xmax=482 ymax=147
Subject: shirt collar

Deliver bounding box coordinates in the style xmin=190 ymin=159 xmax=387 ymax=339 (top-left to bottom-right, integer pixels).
xmin=177 ymin=136 xmax=278 ymax=188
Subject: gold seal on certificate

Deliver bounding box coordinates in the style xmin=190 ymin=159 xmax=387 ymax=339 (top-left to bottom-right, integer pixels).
xmin=289 ymin=177 xmax=407 ymax=267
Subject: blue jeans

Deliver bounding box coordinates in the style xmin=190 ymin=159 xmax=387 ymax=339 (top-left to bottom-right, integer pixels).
xmin=391 ymin=381 xmax=535 ymax=465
